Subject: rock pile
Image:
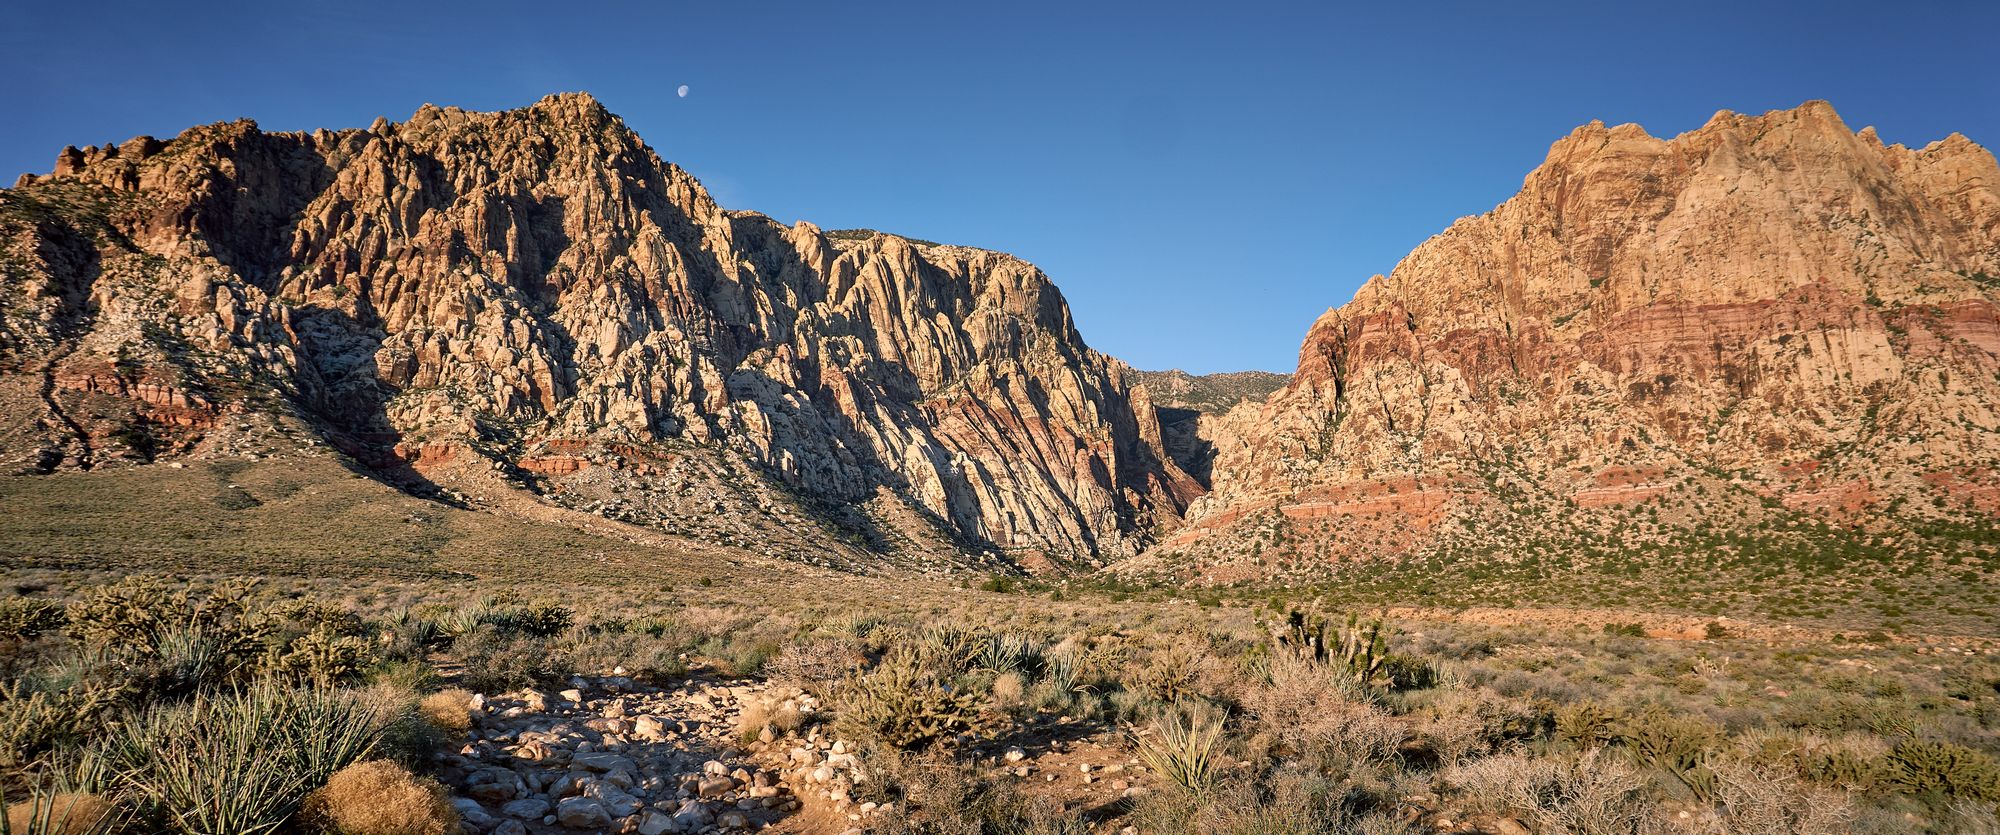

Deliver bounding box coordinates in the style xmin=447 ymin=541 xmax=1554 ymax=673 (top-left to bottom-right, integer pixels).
xmin=439 ymin=673 xmax=881 ymax=834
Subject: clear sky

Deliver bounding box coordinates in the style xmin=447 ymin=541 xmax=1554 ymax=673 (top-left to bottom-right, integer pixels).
xmin=5 ymin=1 xmax=1995 ymax=373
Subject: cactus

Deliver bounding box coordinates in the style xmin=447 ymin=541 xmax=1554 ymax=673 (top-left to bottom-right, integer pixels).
xmin=1798 ymin=747 xmax=1883 ymax=791
xmin=63 ymin=577 xmax=269 ymax=662
xmin=0 ymin=597 xmax=66 ymax=644
xmin=1555 ymin=701 xmax=1626 ymax=749
xmin=268 ymin=625 xmax=377 ymax=686
xmin=0 ymin=681 xmax=123 ymax=769
xmin=1618 ymin=710 xmax=1721 ymax=802
xmin=835 ymin=647 xmax=981 ymax=750
xmin=1882 ymin=740 xmax=2000 ymax=802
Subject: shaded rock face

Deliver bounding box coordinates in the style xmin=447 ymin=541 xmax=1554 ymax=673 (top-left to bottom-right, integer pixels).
xmin=0 ymin=93 xmax=1196 ymax=563
xmin=1129 ymin=369 xmax=1290 ymax=487
xmin=1167 ymin=102 xmax=2000 ymax=573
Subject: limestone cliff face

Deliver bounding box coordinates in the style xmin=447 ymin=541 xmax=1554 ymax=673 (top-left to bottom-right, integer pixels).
xmin=0 ymin=93 xmax=1196 ymax=564
xmin=1164 ymin=102 xmax=2000 ymax=575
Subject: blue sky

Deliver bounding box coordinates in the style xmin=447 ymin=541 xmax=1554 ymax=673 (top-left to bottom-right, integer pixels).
xmin=5 ymin=1 xmax=1995 ymax=373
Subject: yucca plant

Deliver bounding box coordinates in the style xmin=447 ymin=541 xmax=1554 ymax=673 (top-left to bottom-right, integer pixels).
xmin=428 ymin=605 xmax=488 ymax=639
xmin=976 ymin=633 xmax=1043 ymax=677
xmin=1134 ymin=708 xmax=1223 ymax=796
xmin=916 ymin=625 xmax=984 ymax=676
xmin=1042 ymin=646 xmax=1081 ymax=694
xmin=98 ymin=681 xmax=387 ymax=834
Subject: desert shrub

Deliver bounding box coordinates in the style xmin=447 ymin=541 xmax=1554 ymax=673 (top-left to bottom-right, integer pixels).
xmin=367 ymin=659 xmax=442 ymax=693
xmin=1131 ymin=765 xmax=1366 ymax=835
xmin=1445 ymin=750 xmax=1650 ymax=835
xmin=991 ymin=671 xmax=1026 ymax=711
xmin=563 ymin=626 xmax=688 ymax=681
xmin=381 ymin=611 xmax=446 ymax=660
xmin=699 ymin=634 xmax=781 ymax=677
xmin=450 ymin=628 xmax=572 ymax=694
xmin=1 ymin=792 xmax=120 ymax=835
xmin=1413 ymin=690 xmax=1551 ymax=767
xmin=766 ymin=637 xmax=865 ymax=693
xmin=1700 ymin=759 xmax=1855 ymax=835
xmin=416 ymin=688 xmax=473 ymax=733
xmin=836 ymin=648 xmax=981 ymax=750
xmin=1135 ymin=704 xmax=1224 ymax=795
xmin=299 ymin=759 xmax=457 ymax=835
xmin=1128 ymin=640 xmax=1210 ymax=704
xmin=1242 ymin=654 xmax=1402 ymax=767
xmin=865 ymin=751 xmax=1087 ymax=835
xmin=1881 ymin=739 xmax=2000 ymax=803
xmin=97 ymin=682 xmax=386 ymax=834
xmin=774 ymin=700 xmax=808 ymax=735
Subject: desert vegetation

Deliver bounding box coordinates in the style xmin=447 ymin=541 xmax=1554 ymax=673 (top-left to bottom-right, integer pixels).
xmin=3 ymin=553 xmax=1999 ymax=834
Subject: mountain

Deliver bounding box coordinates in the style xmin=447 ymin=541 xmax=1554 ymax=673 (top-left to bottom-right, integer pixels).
xmin=1149 ymin=102 xmax=2000 ymax=581
xmin=0 ymin=93 xmax=1200 ymax=570
xmin=8 ymin=96 xmax=1996 ymax=584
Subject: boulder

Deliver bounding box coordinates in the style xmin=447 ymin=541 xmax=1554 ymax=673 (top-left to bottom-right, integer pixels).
xmin=498 ymin=797 xmax=550 ymax=819
xmin=554 ymin=797 xmax=612 ymax=829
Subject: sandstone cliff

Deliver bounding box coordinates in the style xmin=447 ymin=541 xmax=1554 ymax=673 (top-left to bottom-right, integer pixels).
xmin=0 ymin=93 xmax=1198 ymax=568
xmin=1154 ymin=102 xmax=2000 ymax=580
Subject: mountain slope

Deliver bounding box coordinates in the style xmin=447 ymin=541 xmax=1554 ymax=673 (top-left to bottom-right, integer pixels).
xmin=0 ymin=93 xmax=1198 ymax=569
xmin=1151 ymin=102 xmax=2000 ymax=581
xmin=1131 ymin=369 xmax=1289 ymax=415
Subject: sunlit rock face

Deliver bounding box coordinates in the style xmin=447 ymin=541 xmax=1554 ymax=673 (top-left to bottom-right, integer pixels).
xmin=1161 ymin=102 xmax=2000 ymax=577
xmin=1 ymin=93 xmax=1198 ymax=566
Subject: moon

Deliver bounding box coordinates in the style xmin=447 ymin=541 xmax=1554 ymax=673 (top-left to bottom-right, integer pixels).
xmin=677 ymin=85 xmax=689 ymax=98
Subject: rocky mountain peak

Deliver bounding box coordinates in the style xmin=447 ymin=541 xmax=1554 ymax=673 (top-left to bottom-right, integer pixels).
xmin=1150 ymin=101 xmax=2000 ymax=581
xmin=0 ymin=93 xmax=1193 ymax=568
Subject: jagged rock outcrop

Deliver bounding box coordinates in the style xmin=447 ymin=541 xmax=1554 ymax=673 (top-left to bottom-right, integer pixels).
xmin=1157 ymin=102 xmax=2000 ymax=578
xmin=0 ymin=93 xmax=1197 ymax=566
